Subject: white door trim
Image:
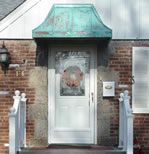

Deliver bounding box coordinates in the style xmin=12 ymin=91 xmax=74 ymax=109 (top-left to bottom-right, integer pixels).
xmin=94 ymin=48 xmax=97 ymax=144
xmin=48 ymin=45 xmax=97 ymax=144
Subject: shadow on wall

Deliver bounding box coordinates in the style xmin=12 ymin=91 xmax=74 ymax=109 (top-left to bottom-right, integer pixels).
xmin=97 ymin=40 xmax=120 ymax=146
xmin=35 ymin=41 xmax=48 ymax=67
xmin=35 ymin=39 xmax=115 ymax=68
xmin=97 ymin=40 xmax=115 ymax=67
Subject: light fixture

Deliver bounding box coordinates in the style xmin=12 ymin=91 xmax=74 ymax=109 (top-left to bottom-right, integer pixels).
xmin=0 ymin=42 xmax=11 ymax=74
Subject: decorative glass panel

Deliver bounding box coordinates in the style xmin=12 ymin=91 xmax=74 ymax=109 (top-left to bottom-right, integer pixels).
xmin=55 ymin=51 xmax=90 ymax=96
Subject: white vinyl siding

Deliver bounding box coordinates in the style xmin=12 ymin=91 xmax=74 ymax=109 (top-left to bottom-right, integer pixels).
xmin=0 ymin=0 xmax=149 ymax=39
xmin=132 ymin=47 xmax=149 ymax=113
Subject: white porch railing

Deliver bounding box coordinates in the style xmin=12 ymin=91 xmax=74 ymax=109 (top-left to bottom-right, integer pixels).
xmin=9 ymin=90 xmax=27 ymax=154
xmin=119 ymin=90 xmax=134 ymax=154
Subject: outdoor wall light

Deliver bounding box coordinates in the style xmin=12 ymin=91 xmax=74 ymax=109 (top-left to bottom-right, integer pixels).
xmin=0 ymin=42 xmax=11 ymax=74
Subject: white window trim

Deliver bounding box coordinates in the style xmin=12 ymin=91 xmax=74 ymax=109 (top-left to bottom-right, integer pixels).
xmin=132 ymin=47 xmax=149 ymax=113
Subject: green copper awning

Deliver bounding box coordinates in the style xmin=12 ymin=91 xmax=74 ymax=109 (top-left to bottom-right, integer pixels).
xmin=32 ymin=4 xmax=112 ymax=38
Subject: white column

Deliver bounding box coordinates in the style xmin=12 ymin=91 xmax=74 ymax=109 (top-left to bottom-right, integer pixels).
xmin=9 ymin=90 xmax=21 ymax=154
xmin=124 ymin=90 xmax=133 ymax=154
xmin=9 ymin=111 xmax=17 ymax=154
xmin=20 ymin=93 xmax=27 ymax=148
xmin=126 ymin=115 xmax=133 ymax=154
xmin=119 ymin=92 xmax=124 ymax=149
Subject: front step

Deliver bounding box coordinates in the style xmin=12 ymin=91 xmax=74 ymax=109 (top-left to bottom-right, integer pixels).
xmin=19 ymin=149 xmax=126 ymax=154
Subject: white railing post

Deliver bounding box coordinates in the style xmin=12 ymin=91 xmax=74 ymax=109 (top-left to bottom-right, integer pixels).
xmin=119 ymin=90 xmax=134 ymax=154
xmin=119 ymin=92 xmax=124 ymax=149
xmin=9 ymin=90 xmax=27 ymax=154
xmin=9 ymin=90 xmax=21 ymax=154
xmin=20 ymin=93 xmax=27 ymax=148
xmin=126 ymin=114 xmax=133 ymax=154
xmin=123 ymin=91 xmax=130 ymax=151
xmin=124 ymin=90 xmax=133 ymax=154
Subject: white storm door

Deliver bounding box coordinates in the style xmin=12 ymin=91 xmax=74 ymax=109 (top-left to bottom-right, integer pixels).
xmin=49 ymin=46 xmax=96 ymax=144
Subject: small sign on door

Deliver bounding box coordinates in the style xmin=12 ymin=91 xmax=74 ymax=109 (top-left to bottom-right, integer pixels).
xmin=103 ymin=81 xmax=115 ymax=97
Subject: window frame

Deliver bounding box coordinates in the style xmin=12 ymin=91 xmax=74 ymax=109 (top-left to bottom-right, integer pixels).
xmin=132 ymin=47 xmax=149 ymax=113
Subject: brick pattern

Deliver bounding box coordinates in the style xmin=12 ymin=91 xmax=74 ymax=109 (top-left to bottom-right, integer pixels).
xmin=108 ymin=41 xmax=132 ymax=145
xmin=108 ymin=40 xmax=149 ymax=153
xmin=0 ymin=40 xmax=36 ymax=154
xmin=134 ymin=114 xmax=149 ymax=153
xmin=0 ymin=40 xmax=149 ymax=154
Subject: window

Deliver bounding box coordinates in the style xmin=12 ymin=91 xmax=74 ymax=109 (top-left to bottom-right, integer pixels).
xmin=132 ymin=47 xmax=149 ymax=113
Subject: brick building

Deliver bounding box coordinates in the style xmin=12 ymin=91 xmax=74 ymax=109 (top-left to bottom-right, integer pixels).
xmin=0 ymin=0 xmax=149 ymax=154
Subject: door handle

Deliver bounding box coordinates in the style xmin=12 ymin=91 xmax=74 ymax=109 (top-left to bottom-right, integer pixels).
xmin=91 ymin=92 xmax=94 ymax=103
xmin=89 ymin=93 xmax=94 ymax=106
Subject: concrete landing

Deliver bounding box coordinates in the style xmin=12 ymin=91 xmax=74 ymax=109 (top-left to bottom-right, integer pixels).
xmin=19 ymin=146 xmax=126 ymax=154
xmin=19 ymin=149 xmax=126 ymax=154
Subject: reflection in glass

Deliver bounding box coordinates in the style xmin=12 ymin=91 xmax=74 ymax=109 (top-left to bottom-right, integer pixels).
xmin=55 ymin=51 xmax=90 ymax=96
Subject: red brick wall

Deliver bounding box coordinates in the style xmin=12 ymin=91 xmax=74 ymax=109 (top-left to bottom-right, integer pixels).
xmin=108 ymin=41 xmax=132 ymax=145
xmin=0 ymin=40 xmax=36 ymax=154
xmin=109 ymin=40 xmax=149 ymax=153
xmin=0 ymin=40 xmax=149 ymax=154
xmin=134 ymin=114 xmax=149 ymax=153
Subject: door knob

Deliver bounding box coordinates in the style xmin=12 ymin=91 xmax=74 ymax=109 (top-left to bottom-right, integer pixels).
xmin=91 ymin=92 xmax=94 ymax=103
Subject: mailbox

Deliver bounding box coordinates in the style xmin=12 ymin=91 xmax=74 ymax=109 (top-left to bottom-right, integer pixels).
xmin=103 ymin=81 xmax=115 ymax=97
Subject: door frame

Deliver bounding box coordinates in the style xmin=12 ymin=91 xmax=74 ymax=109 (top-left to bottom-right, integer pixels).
xmin=48 ymin=44 xmax=97 ymax=144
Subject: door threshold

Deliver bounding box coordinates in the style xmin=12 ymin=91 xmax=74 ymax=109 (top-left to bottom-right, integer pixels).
xmin=48 ymin=144 xmax=92 ymax=149
xmin=22 ymin=145 xmax=114 ymax=150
